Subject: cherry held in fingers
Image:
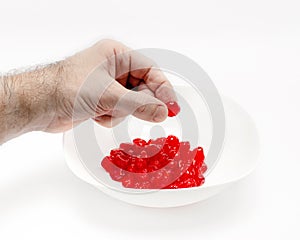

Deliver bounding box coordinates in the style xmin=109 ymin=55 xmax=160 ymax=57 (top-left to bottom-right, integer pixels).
xmin=166 ymin=101 xmax=181 ymax=117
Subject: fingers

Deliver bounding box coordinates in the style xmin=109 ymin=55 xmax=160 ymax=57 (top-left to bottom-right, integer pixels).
xmin=78 ymin=40 xmax=179 ymax=127
xmin=110 ymin=46 xmax=177 ymax=104
xmin=93 ymin=115 xmax=125 ymax=128
xmin=131 ymin=92 xmax=168 ymax=122
xmin=94 ymin=82 xmax=159 ymax=128
xmin=138 ymin=82 xmax=154 ymax=96
xmin=89 ymin=39 xmax=177 ymax=104
xmin=126 ymin=51 xmax=178 ymax=103
xmin=99 ymin=80 xmax=168 ymax=123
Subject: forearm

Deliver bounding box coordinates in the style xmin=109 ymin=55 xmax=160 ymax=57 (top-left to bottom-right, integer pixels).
xmin=0 ymin=64 xmax=62 ymax=144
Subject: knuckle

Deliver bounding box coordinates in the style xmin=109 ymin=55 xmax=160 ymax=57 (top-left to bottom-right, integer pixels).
xmin=136 ymin=103 xmax=157 ymax=117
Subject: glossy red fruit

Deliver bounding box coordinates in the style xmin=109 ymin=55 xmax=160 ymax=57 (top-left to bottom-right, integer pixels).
xmin=166 ymin=101 xmax=181 ymax=117
xmin=135 ymin=158 xmax=147 ymax=169
xmin=133 ymin=138 xmax=147 ymax=146
xmin=166 ymin=135 xmax=179 ymax=147
xmin=122 ymin=175 xmax=135 ymax=188
xmin=144 ymin=144 xmax=160 ymax=157
xmin=101 ymin=156 xmax=112 ymax=172
xmin=101 ymin=135 xmax=206 ymax=189
xmin=199 ymin=163 xmax=208 ymax=175
xmin=119 ymin=143 xmax=132 ymax=152
xmin=194 ymin=147 xmax=205 ymax=161
xmin=149 ymin=137 xmax=166 ymax=149
xmin=177 ymin=178 xmax=198 ymax=188
xmin=191 ymin=147 xmax=205 ymax=167
xmin=197 ymin=176 xmax=205 ymax=186
xmin=110 ymin=168 xmax=126 ymax=181
xmin=179 ymin=141 xmax=190 ymax=153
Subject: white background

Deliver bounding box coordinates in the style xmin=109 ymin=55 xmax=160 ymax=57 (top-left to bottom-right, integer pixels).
xmin=0 ymin=0 xmax=299 ymax=239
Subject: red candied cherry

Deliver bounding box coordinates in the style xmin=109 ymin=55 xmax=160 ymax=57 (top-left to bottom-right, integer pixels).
xmin=119 ymin=143 xmax=132 ymax=151
xmin=168 ymin=149 xmax=178 ymax=158
xmin=133 ymin=138 xmax=147 ymax=146
xmin=152 ymin=169 xmax=170 ymax=188
xmin=148 ymin=158 xmax=161 ymax=172
xmin=110 ymin=149 xmax=122 ymax=160
xmin=140 ymin=150 xmax=148 ymax=158
xmin=119 ymin=143 xmax=135 ymax=156
xmin=101 ymin=136 xmax=207 ymax=189
xmin=132 ymin=181 xmax=151 ymax=189
xmin=109 ymin=168 xmax=126 ymax=181
xmin=144 ymin=144 xmax=160 ymax=158
xmin=157 ymin=152 xmax=169 ymax=165
xmin=101 ymin=156 xmax=113 ymax=172
xmin=166 ymin=101 xmax=181 ymax=117
xmin=114 ymin=154 xmax=130 ymax=169
xmin=148 ymin=164 xmax=159 ymax=172
xmin=179 ymin=141 xmax=190 ymax=153
xmin=196 ymin=175 xmax=205 ymax=186
xmin=122 ymin=175 xmax=135 ymax=188
xmin=135 ymin=158 xmax=147 ymax=170
xmin=199 ymin=163 xmax=208 ymax=175
xmin=163 ymin=183 xmax=179 ymax=189
xmin=126 ymin=162 xmax=137 ymax=172
xmin=178 ymin=178 xmax=198 ymax=188
xmin=195 ymin=147 xmax=204 ymax=161
xmin=191 ymin=147 xmax=205 ymax=167
xmin=150 ymin=159 xmax=161 ymax=167
xmin=185 ymin=168 xmax=196 ymax=178
xmin=148 ymin=137 xmax=167 ymax=148
xmin=166 ymin=135 xmax=179 ymax=147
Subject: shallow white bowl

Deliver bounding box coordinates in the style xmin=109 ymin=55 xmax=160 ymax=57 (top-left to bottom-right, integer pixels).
xmin=63 ymin=87 xmax=259 ymax=208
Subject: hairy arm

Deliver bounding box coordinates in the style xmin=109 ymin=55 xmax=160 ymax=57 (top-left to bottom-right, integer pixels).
xmin=0 ymin=64 xmax=62 ymax=144
xmin=0 ymin=39 xmax=177 ymax=145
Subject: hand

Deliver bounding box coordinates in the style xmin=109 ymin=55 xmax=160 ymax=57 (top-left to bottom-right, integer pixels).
xmin=45 ymin=39 xmax=178 ymax=132
xmin=0 ymin=39 xmax=178 ymax=143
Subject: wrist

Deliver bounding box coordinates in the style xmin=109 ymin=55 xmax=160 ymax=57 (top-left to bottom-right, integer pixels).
xmin=0 ymin=63 xmax=63 ymax=141
xmin=24 ymin=63 xmax=65 ymax=132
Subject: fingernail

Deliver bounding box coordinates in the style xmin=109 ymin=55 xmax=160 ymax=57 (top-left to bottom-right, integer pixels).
xmin=153 ymin=105 xmax=167 ymax=122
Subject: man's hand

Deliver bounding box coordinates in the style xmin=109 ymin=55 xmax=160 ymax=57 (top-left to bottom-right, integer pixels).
xmin=0 ymin=39 xmax=177 ymax=143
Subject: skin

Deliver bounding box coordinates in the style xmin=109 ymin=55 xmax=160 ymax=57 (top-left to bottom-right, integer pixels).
xmin=0 ymin=39 xmax=177 ymax=144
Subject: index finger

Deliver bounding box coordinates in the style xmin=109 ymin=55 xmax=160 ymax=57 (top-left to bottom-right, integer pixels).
xmin=128 ymin=51 xmax=178 ymax=104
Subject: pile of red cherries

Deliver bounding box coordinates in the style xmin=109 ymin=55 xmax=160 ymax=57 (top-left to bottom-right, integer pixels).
xmin=100 ymin=101 xmax=207 ymax=189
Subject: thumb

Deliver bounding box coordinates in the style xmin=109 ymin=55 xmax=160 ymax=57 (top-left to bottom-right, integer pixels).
xmin=104 ymin=81 xmax=168 ymax=122
xmin=131 ymin=91 xmax=168 ymax=122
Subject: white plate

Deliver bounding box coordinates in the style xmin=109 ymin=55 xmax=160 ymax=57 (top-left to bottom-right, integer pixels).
xmin=63 ymin=87 xmax=259 ymax=208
